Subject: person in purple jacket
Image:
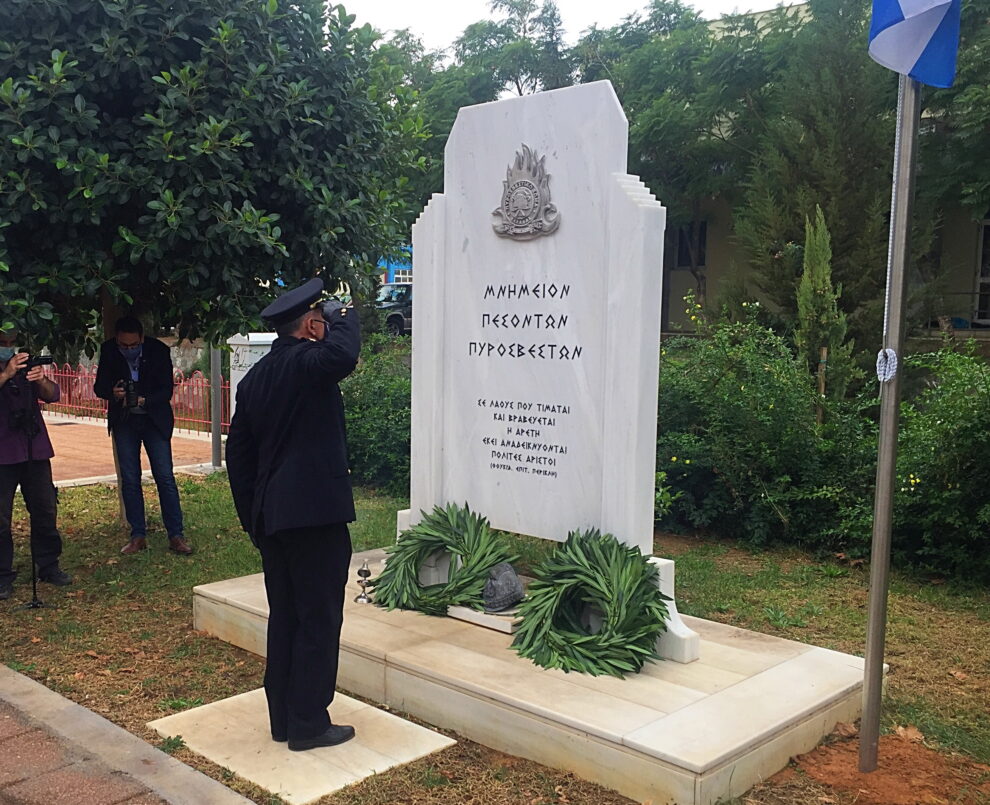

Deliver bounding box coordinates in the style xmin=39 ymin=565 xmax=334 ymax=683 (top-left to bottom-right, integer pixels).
xmin=0 ymin=330 xmax=70 ymax=600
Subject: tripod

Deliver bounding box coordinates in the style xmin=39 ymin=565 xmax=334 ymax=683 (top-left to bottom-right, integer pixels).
xmin=8 ymin=394 xmax=47 ymax=610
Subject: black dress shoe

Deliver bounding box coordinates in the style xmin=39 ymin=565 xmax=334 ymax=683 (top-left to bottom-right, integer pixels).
xmin=39 ymin=567 xmax=72 ymax=586
xmin=287 ymin=724 xmax=355 ymax=751
xmin=0 ymin=579 xmax=12 ymax=600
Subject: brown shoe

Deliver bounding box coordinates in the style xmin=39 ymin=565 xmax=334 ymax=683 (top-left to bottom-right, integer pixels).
xmin=121 ymin=537 xmax=147 ymax=555
xmin=168 ymin=536 xmax=193 ymax=555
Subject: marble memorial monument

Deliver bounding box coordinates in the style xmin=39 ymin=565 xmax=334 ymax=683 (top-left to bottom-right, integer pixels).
xmin=400 ymin=80 xmax=698 ymax=661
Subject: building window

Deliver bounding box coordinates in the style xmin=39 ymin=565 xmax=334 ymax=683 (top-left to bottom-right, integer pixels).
xmin=977 ymin=220 xmax=990 ymax=324
xmin=393 ymin=268 xmax=413 ymax=283
xmin=677 ymin=221 xmax=707 ymax=269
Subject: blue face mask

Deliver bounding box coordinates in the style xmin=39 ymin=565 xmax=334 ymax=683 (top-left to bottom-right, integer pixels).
xmin=119 ymin=345 xmax=142 ymax=361
xmin=0 ymin=347 xmax=16 ymax=362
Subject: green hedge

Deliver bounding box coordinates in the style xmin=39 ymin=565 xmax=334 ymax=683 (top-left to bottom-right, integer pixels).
xmin=893 ymin=347 xmax=990 ymax=579
xmin=657 ymin=314 xmax=990 ymax=582
xmin=657 ymin=317 xmax=826 ymax=546
xmin=342 ymin=334 xmax=411 ymax=495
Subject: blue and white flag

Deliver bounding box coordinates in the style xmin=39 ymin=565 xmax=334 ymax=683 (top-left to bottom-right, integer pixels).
xmin=869 ymin=0 xmax=961 ymax=88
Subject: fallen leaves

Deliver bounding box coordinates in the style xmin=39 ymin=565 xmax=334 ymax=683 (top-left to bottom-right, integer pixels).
xmin=895 ymin=724 xmax=925 ymax=744
xmin=831 ymin=722 xmax=858 ymax=739
xmin=834 ymin=552 xmax=866 ymax=568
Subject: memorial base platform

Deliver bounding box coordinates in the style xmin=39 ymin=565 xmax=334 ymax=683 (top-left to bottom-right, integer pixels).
xmin=193 ymin=549 xmax=865 ymax=805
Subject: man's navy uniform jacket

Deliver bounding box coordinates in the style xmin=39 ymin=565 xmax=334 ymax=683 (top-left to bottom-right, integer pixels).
xmin=225 ymin=310 xmax=361 ymax=541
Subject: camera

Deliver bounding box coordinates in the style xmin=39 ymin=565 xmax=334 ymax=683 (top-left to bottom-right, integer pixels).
xmin=16 ymin=355 xmax=54 ymax=373
xmin=123 ymin=379 xmax=140 ymax=408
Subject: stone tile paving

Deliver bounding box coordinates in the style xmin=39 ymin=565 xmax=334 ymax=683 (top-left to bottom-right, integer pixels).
xmin=0 ymin=704 xmax=156 ymax=804
xmin=44 ymin=417 xmax=215 ymax=483
xmin=0 ymin=668 xmax=252 ymax=805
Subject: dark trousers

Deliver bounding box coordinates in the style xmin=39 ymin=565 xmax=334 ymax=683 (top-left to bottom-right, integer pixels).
xmin=112 ymin=415 xmax=184 ymax=539
xmin=258 ymin=523 xmax=352 ymax=741
xmin=0 ymin=459 xmax=62 ymax=583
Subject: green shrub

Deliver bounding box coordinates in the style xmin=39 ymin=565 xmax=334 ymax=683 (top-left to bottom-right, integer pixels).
xmin=893 ymin=346 xmax=990 ymax=580
xmin=800 ymin=389 xmax=879 ymax=557
xmin=657 ymin=316 xmax=990 ymax=581
xmin=342 ymin=333 xmax=411 ymax=494
xmin=657 ymin=309 xmax=823 ymax=545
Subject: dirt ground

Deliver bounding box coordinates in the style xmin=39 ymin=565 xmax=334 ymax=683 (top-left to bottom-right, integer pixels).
xmin=758 ymin=725 xmax=990 ymax=805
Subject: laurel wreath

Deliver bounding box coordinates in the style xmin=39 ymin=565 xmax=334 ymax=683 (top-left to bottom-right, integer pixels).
xmin=510 ymin=529 xmax=670 ymax=677
xmin=369 ymin=502 xmax=517 ymax=617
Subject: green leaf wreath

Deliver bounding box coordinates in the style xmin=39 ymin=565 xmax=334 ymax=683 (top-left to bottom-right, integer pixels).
xmin=511 ymin=529 xmax=670 ymax=677
xmin=369 ymin=502 xmax=518 ymax=616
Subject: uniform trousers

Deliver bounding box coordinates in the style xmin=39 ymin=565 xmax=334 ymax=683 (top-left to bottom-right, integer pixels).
xmin=257 ymin=523 xmax=352 ymax=741
xmin=0 ymin=459 xmax=62 ymax=583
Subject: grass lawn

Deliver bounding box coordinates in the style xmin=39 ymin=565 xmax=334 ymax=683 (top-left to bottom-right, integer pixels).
xmin=2 ymin=474 xmax=989 ymax=804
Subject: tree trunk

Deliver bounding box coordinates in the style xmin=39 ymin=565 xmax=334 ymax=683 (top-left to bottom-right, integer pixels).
xmin=100 ymin=287 xmax=127 ymax=525
xmin=816 ymin=346 xmax=828 ymax=425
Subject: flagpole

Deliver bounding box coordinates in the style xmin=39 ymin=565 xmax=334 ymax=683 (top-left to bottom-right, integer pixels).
xmin=859 ymin=73 xmax=921 ymax=773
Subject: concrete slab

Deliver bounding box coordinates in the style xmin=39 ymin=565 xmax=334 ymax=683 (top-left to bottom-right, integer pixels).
xmin=194 ymin=550 xmax=867 ymax=804
xmin=148 ymin=689 xmax=456 ymax=805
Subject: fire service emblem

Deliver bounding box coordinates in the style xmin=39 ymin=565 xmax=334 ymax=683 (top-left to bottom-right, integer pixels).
xmin=492 ymin=144 xmax=560 ymax=240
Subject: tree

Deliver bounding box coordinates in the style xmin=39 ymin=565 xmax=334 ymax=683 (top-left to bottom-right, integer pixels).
xmin=589 ymin=0 xmax=793 ymax=301
xmin=0 ymin=0 xmax=423 ymax=352
xmin=372 ymin=30 xmax=500 ymax=211
xmin=794 ymin=206 xmax=853 ymax=401
xmin=574 ymin=0 xmax=706 ymax=87
xmin=923 ymin=0 xmax=990 ymax=221
xmin=733 ymin=0 xmax=901 ymax=350
xmin=455 ymin=0 xmax=573 ymax=96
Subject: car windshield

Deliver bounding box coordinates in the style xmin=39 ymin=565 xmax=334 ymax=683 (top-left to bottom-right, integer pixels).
xmin=377 ymin=285 xmax=410 ymax=303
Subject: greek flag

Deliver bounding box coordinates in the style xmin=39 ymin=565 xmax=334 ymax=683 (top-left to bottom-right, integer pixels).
xmin=869 ymin=0 xmax=961 ymax=88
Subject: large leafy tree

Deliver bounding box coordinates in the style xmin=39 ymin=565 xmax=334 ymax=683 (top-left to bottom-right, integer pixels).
xmin=0 ymin=0 xmax=423 ymax=352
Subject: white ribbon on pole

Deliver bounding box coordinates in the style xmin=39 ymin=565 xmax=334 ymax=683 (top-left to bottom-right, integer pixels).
xmin=876 ymin=348 xmax=899 ymax=382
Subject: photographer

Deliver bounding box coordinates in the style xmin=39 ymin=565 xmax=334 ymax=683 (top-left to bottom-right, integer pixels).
xmin=0 ymin=329 xmax=70 ymax=600
xmin=94 ymin=316 xmax=190 ymax=556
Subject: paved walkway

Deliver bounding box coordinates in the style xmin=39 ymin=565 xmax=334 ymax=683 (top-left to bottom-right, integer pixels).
xmin=0 ymin=666 xmax=252 ymax=805
xmin=2 ymin=416 xmax=242 ymax=805
xmin=44 ymin=414 xmax=218 ymax=484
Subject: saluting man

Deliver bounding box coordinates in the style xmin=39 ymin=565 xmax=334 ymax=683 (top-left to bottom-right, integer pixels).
xmin=226 ymin=278 xmax=361 ymax=751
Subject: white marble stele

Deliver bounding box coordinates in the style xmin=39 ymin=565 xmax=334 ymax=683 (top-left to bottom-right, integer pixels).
xmin=192 ymin=551 xmax=868 ymax=805
xmin=405 ymin=80 xmax=698 ymax=661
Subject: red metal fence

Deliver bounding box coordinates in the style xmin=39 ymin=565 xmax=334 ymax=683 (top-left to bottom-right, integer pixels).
xmin=43 ymin=364 xmax=231 ymax=434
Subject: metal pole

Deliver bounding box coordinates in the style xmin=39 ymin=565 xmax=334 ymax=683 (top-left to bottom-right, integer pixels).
xmin=859 ymin=74 xmax=921 ymax=772
xmin=210 ymin=346 xmax=222 ymax=468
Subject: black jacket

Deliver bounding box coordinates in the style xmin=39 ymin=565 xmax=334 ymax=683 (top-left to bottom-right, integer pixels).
xmin=93 ymin=336 xmax=175 ymax=438
xmin=225 ymin=310 xmax=361 ymax=540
